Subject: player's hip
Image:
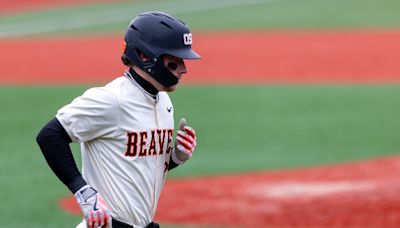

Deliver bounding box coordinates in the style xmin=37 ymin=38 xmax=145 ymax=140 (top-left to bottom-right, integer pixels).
xmin=112 ymin=219 xmax=160 ymax=228
xmin=76 ymin=219 xmax=160 ymax=228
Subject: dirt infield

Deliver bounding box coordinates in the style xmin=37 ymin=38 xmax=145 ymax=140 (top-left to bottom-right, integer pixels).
xmin=60 ymin=156 xmax=400 ymax=228
xmin=1 ymin=31 xmax=400 ymax=85
xmin=156 ymin=156 xmax=400 ymax=228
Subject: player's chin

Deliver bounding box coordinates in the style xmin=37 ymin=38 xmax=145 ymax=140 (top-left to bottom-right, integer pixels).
xmin=165 ymin=84 xmax=178 ymax=92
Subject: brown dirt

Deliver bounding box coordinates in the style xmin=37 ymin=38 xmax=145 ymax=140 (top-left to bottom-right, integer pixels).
xmin=60 ymin=156 xmax=400 ymax=227
xmin=1 ymin=31 xmax=400 ymax=85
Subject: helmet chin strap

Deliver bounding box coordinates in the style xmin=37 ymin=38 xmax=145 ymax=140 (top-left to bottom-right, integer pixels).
xmin=142 ymin=57 xmax=178 ymax=87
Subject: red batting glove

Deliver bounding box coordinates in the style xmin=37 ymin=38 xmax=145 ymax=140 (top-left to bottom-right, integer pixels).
xmin=172 ymin=118 xmax=197 ymax=164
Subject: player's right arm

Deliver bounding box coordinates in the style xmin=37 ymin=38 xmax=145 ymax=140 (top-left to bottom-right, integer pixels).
xmin=36 ymin=87 xmax=118 ymax=228
xmin=36 ymin=117 xmax=86 ymax=192
xmin=36 ymin=118 xmax=110 ymax=228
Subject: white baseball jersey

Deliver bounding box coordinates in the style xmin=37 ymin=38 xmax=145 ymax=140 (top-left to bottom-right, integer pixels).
xmin=56 ymin=75 xmax=174 ymax=227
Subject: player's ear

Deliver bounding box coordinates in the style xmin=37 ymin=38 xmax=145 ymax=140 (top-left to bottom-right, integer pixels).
xmin=139 ymin=52 xmax=151 ymax=62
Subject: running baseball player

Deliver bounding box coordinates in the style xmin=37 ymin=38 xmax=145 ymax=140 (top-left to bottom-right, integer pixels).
xmin=36 ymin=11 xmax=200 ymax=228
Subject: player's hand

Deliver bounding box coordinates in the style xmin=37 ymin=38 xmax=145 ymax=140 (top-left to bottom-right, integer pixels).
xmin=172 ymin=118 xmax=197 ymax=164
xmin=74 ymin=185 xmax=111 ymax=228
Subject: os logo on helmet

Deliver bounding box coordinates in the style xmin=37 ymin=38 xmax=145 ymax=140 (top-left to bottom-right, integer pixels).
xmin=183 ymin=33 xmax=193 ymax=46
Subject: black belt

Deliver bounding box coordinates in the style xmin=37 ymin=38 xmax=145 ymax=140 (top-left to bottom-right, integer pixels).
xmin=112 ymin=219 xmax=160 ymax=228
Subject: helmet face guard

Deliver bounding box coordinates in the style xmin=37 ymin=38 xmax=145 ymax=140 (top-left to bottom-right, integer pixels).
xmin=123 ymin=11 xmax=201 ymax=87
xmin=124 ymin=42 xmax=180 ymax=87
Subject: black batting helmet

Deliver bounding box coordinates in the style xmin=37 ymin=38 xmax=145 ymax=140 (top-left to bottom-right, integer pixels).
xmin=122 ymin=11 xmax=201 ymax=87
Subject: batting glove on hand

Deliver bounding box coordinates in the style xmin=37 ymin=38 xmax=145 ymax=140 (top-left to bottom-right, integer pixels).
xmin=172 ymin=118 xmax=197 ymax=165
xmin=74 ymin=185 xmax=111 ymax=228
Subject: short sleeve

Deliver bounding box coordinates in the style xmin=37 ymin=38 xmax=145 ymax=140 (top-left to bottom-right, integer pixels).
xmin=56 ymin=87 xmax=119 ymax=142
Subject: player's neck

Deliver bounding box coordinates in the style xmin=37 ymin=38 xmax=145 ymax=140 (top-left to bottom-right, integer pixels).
xmin=128 ymin=68 xmax=159 ymax=96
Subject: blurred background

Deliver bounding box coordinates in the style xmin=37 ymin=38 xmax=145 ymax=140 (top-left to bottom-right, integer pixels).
xmin=1 ymin=0 xmax=400 ymax=227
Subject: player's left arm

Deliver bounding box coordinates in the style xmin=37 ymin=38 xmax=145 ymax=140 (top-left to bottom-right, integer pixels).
xmin=170 ymin=118 xmax=197 ymax=168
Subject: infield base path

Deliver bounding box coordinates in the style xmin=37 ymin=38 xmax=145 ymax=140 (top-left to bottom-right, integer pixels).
xmin=60 ymin=156 xmax=400 ymax=228
xmin=1 ymin=31 xmax=400 ymax=85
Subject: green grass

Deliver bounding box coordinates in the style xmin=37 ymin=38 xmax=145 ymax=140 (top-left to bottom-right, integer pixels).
xmin=1 ymin=85 xmax=399 ymax=227
xmin=1 ymin=0 xmax=400 ymax=38
xmin=181 ymin=0 xmax=400 ymax=30
xmin=170 ymin=85 xmax=400 ymax=176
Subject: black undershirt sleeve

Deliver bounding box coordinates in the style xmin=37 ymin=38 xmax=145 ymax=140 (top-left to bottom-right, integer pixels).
xmin=168 ymin=158 xmax=179 ymax=171
xmin=36 ymin=118 xmax=86 ymax=193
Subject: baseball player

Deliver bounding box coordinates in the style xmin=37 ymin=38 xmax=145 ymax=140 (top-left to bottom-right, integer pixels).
xmin=36 ymin=11 xmax=200 ymax=228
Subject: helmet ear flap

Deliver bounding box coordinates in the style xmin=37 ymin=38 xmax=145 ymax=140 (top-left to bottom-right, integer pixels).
xmin=123 ymin=45 xmax=149 ymax=67
xmin=121 ymin=54 xmax=131 ymax=66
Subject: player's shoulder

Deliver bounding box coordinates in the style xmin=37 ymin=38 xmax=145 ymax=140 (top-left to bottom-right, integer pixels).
xmin=103 ymin=76 xmax=128 ymax=93
xmin=158 ymin=91 xmax=172 ymax=105
xmin=158 ymin=91 xmax=170 ymax=99
xmin=104 ymin=76 xmax=143 ymax=98
xmin=82 ymin=85 xmax=117 ymax=101
xmin=77 ymin=77 xmax=127 ymax=105
xmin=87 ymin=76 xmax=132 ymax=99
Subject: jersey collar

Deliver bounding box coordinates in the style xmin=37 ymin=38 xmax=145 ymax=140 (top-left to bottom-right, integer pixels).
xmin=126 ymin=68 xmax=159 ymax=97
